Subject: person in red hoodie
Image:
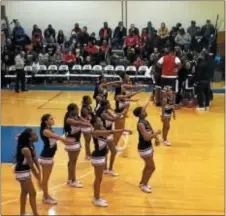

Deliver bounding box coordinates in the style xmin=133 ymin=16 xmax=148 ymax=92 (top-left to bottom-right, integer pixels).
xmin=123 ymin=30 xmax=139 ymax=55
xmin=63 ymin=51 xmax=76 ymax=69
xmin=133 ymin=56 xmax=145 ymax=69
xmin=84 ymin=41 xmax=99 ymax=56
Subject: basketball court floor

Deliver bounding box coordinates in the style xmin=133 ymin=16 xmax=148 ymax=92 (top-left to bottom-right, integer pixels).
xmin=1 ymin=89 xmax=224 ymax=215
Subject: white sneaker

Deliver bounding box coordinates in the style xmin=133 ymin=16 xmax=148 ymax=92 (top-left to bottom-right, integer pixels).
xmin=100 ymin=198 xmax=107 ymax=203
xmin=139 ymin=183 xmax=151 ymax=189
xmin=196 ymin=107 xmax=205 ymax=111
xmin=42 ymin=198 xmax=58 ymax=205
xmin=108 ymin=170 xmax=119 ymax=177
xmin=67 ymin=180 xmax=83 ymax=188
xmin=92 ymin=198 xmax=108 ymax=207
xmin=141 ymin=185 xmax=152 ymax=193
xmin=103 ymin=169 xmax=109 ymax=174
xmin=116 ymin=146 xmax=123 ymax=151
xmin=163 ymin=140 xmax=171 ymax=146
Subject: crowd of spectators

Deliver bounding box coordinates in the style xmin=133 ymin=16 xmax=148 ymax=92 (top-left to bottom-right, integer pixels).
xmin=1 ymin=19 xmax=218 ymax=71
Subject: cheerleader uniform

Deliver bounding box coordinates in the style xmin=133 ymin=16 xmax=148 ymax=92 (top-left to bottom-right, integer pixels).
xmin=64 ymin=114 xmax=81 ymax=152
xmin=81 ymin=104 xmax=93 ymax=133
xmin=94 ymin=84 xmax=108 ymax=113
xmin=137 ymin=119 xmax=154 ymax=158
xmin=91 ymin=133 xmax=108 ymax=166
xmin=39 ymin=128 xmax=57 ymax=165
xmin=163 ymin=96 xmax=175 ymax=118
xmin=14 ymin=145 xmax=36 ymax=181
xmin=100 ymin=109 xmax=114 ymax=141
xmin=115 ymin=93 xmax=130 ymax=114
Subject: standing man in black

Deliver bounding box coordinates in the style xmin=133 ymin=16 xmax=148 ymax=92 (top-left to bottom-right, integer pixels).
xmin=15 ymin=51 xmax=26 ymax=93
xmin=195 ymin=51 xmax=212 ymax=111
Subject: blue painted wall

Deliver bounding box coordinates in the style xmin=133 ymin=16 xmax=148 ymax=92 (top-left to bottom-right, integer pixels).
xmin=1 ymin=126 xmax=63 ymax=163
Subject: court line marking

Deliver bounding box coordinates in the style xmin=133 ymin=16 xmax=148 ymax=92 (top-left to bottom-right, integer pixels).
xmin=2 ymin=167 xmax=93 ymax=206
xmin=37 ymin=91 xmax=63 ymax=109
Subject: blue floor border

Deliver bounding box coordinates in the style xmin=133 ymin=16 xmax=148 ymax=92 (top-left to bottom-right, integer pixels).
xmin=2 ymin=85 xmax=225 ymax=93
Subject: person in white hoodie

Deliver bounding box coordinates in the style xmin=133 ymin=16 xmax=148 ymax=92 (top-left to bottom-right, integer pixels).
xmin=15 ymin=50 xmax=26 ymax=93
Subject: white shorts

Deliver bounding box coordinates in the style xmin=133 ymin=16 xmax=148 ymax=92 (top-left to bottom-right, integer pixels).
xmin=91 ymin=157 xmax=106 ymax=166
xmin=15 ymin=170 xmax=31 ymax=181
xmin=81 ymin=127 xmax=92 ymax=134
xmin=39 ymin=157 xmax=54 ymax=165
xmin=139 ymin=148 xmax=153 ymax=158
xmin=64 ymin=142 xmax=81 ymax=152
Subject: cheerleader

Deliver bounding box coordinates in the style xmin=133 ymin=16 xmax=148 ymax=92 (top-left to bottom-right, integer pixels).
xmin=81 ymin=96 xmax=94 ymax=160
xmin=14 ymin=128 xmax=40 ymax=216
xmin=161 ymin=86 xmax=176 ymax=146
xmin=133 ymin=98 xmax=161 ymax=193
xmin=90 ymin=115 xmax=132 ymax=207
xmin=39 ymin=114 xmax=74 ymax=205
xmin=93 ymin=75 xmax=121 ymax=113
xmin=96 ymin=99 xmax=123 ymax=176
xmin=64 ymin=103 xmax=92 ymax=187
xmin=114 ymin=85 xmax=144 ymax=151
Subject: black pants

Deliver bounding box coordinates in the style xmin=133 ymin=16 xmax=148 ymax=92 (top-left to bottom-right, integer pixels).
xmin=197 ymin=82 xmax=210 ymax=108
xmin=15 ymin=69 xmax=26 ymax=92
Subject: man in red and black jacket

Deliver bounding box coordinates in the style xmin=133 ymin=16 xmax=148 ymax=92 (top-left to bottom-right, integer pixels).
xmin=123 ymin=29 xmax=139 ymax=55
xmin=99 ymin=22 xmax=112 ymax=45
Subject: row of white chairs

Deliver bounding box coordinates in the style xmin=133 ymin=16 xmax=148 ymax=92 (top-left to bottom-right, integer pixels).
xmin=7 ymin=64 xmax=151 ymax=76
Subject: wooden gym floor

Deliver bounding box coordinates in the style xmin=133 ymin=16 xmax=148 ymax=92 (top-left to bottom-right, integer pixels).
xmin=1 ymin=90 xmax=224 ymax=215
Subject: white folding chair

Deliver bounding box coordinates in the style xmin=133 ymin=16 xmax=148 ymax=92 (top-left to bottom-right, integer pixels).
xmin=104 ymin=65 xmax=114 ymax=75
xmin=38 ymin=65 xmax=47 ymax=74
xmin=82 ymin=64 xmax=92 ymax=74
xmin=48 ymin=65 xmax=58 ymax=74
xmin=126 ymin=65 xmax=137 ymax=75
xmin=71 ymin=65 xmax=82 ymax=74
xmin=8 ymin=65 xmax=16 ymax=75
xmin=59 ymin=65 xmax=69 ymax=74
xmin=24 ymin=66 xmax=33 ymax=75
xmin=138 ymin=66 xmax=149 ymax=76
xmin=115 ymin=65 xmax=125 ymax=74
xmin=92 ymin=65 xmax=103 ymax=75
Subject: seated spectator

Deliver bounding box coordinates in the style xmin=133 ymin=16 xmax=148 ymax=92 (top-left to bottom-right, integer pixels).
xmin=77 ymin=26 xmax=89 ymax=45
xmin=99 ymin=40 xmax=110 ymax=61
xmin=32 ymin=24 xmax=42 ymax=43
xmin=84 ymin=55 xmax=94 ymax=66
xmin=140 ymin=28 xmax=148 ymax=57
xmin=1 ymin=46 xmax=15 ymax=68
xmin=46 ymin=39 xmax=57 ymax=56
xmin=33 ymin=40 xmax=43 ymax=54
xmin=89 ymin=32 xmax=97 ymax=45
xmin=12 ymin=20 xmax=25 ymax=39
xmin=143 ymin=21 xmax=156 ymax=39
xmin=127 ymin=47 xmax=137 ymax=63
xmin=133 ymin=56 xmax=145 ymax=69
xmin=175 ymin=28 xmax=191 ymax=48
xmin=70 ymin=31 xmax=77 ymax=45
xmin=75 ymin=48 xmax=84 ymax=65
xmin=123 ymin=30 xmax=139 ymax=51
xmin=57 ymin=30 xmax=65 ymax=45
xmin=99 ymin=22 xmax=112 ymax=44
xmin=129 ymin=24 xmax=139 ymax=36
xmin=53 ymin=49 xmax=63 ymax=65
xmin=38 ymin=47 xmax=49 ymax=65
xmin=63 ymin=51 xmax=76 ymax=68
xmin=71 ymin=23 xmax=82 ymax=35
xmin=44 ymin=24 xmax=56 ymax=42
xmin=26 ymin=48 xmax=37 ymax=65
xmin=12 ymin=31 xmax=31 ymax=50
xmin=149 ymin=47 xmax=161 ymax=66
xmin=112 ymin=21 xmax=127 ymax=49
xmin=201 ymin=19 xmax=215 ymax=48
xmin=175 ymin=23 xmax=182 ymax=32
xmin=158 ymin=22 xmax=169 ymax=38
xmin=5 ymin=39 xmax=15 ymax=52
xmin=84 ymin=41 xmax=99 ymax=56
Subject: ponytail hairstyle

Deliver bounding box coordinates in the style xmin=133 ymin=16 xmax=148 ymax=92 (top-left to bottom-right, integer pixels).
xmin=63 ymin=103 xmax=78 ymax=132
xmin=16 ymin=128 xmax=33 ymax=162
xmin=40 ymin=114 xmax=51 ymax=136
xmin=133 ymin=107 xmax=143 ymax=118
xmin=82 ymin=95 xmax=91 ymax=106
